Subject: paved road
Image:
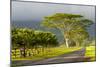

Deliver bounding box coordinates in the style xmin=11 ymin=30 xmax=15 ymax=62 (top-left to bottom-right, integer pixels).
xmin=12 ymin=48 xmax=91 ymax=66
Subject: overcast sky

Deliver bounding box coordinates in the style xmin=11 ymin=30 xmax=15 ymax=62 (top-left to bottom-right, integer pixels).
xmin=12 ymin=1 xmax=95 ymax=22
xmin=11 ymin=1 xmax=96 ymax=39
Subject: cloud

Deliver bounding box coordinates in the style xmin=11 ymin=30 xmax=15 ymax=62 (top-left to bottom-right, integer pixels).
xmin=12 ymin=1 xmax=95 ymax=22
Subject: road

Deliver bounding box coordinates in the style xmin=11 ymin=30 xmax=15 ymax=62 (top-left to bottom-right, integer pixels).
xmin=12 ymin=48 xmax=91 ymax=66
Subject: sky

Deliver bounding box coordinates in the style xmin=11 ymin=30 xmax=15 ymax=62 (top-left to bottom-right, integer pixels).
xmin=12 ymin=1 xmax=95 ymax=22
xmin=11 ymin=1 xmax=96 ymax=40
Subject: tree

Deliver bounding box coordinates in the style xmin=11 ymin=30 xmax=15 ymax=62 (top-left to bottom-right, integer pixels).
xmin=12 ymin=28 xmax=35 ymax=57
xmin=12 ymin=28 xmax=58 ymax=56
xmin=41 ymin=13 xmax=93 ymax=47
xmin=34 ymin=31 xmax=58 ymax=47
xmin=69 ymin=28 xmax=89 ymax=46
xmin=34 ymin=31 xmax=58 ymax=54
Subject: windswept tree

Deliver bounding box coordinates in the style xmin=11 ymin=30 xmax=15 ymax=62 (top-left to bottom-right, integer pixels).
xmin=12 ymin=28 xmax=35 ymax=57
xmin=41 ymin=13 xmax=93 ymax=47
xmin=34 ymin=31 xmax=58 ymax=54
xmin=12 ymin=28 xmax=58 ymax=57
xmin=34 ymin=31 xmax=58 ymax=47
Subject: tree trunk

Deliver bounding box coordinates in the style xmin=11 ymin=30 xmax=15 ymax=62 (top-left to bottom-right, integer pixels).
xmin=65 ymin=38 xmax=69 ymax=48
xmin=14 ymin=48 xmax=17 ymax=58
xmin=23 ymin=45 xmax=26 ymax=57
xmin=63 ymin=32 xmax=69 ymax=48
xmin=76 ymin=41 xmax=79 ymax=47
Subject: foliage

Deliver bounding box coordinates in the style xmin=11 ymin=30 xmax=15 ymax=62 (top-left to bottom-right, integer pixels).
xmin=12 ymin=28 xmax=58 ymax=48
xmin=12 ymin=28 xmax=58 ymax=57
xmin=42 ymin=13 xmax=93 ymax=47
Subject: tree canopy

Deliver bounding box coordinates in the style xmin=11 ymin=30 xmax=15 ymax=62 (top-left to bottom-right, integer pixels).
xmin=42 ymin=13 xmax=93 ymax=47
xmin=12 ymin=28 xmax=58 ymax=49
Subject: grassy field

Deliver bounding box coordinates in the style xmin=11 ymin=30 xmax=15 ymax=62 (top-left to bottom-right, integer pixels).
xmin=85 ymin=46 xmax=96 ymax=61
xmin=12 ymin=46 xmax=82 ymax=61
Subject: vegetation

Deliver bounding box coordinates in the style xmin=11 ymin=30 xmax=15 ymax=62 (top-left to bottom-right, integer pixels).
xmin=11 ymin=13 xmax=95 ymax=63
xmin=42 ymin=13 xmax=93 ymax=47
xmin=85 ymin=45 xmax=96 ymax=61
xmin=12 ymin=46 xmax=81 ymax=61
xmin=12 ymin=28 xmax=58 ymax=57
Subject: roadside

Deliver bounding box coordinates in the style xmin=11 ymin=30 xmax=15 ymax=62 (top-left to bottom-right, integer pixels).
xmin=12 ymin=48 xmax=88 ymax=66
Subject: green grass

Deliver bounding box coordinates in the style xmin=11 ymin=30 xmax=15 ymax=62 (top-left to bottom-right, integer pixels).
xmin=12 ymin=46 xmax=82 ymax=61
xmin=85 ymin=46 xmax=96 ymax=61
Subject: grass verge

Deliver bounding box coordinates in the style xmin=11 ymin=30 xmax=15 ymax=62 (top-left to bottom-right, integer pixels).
xmin=85 ymin=46 xmax=96 ymax=61
xmin=12 ymin=46 xmax=82 ymax=61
